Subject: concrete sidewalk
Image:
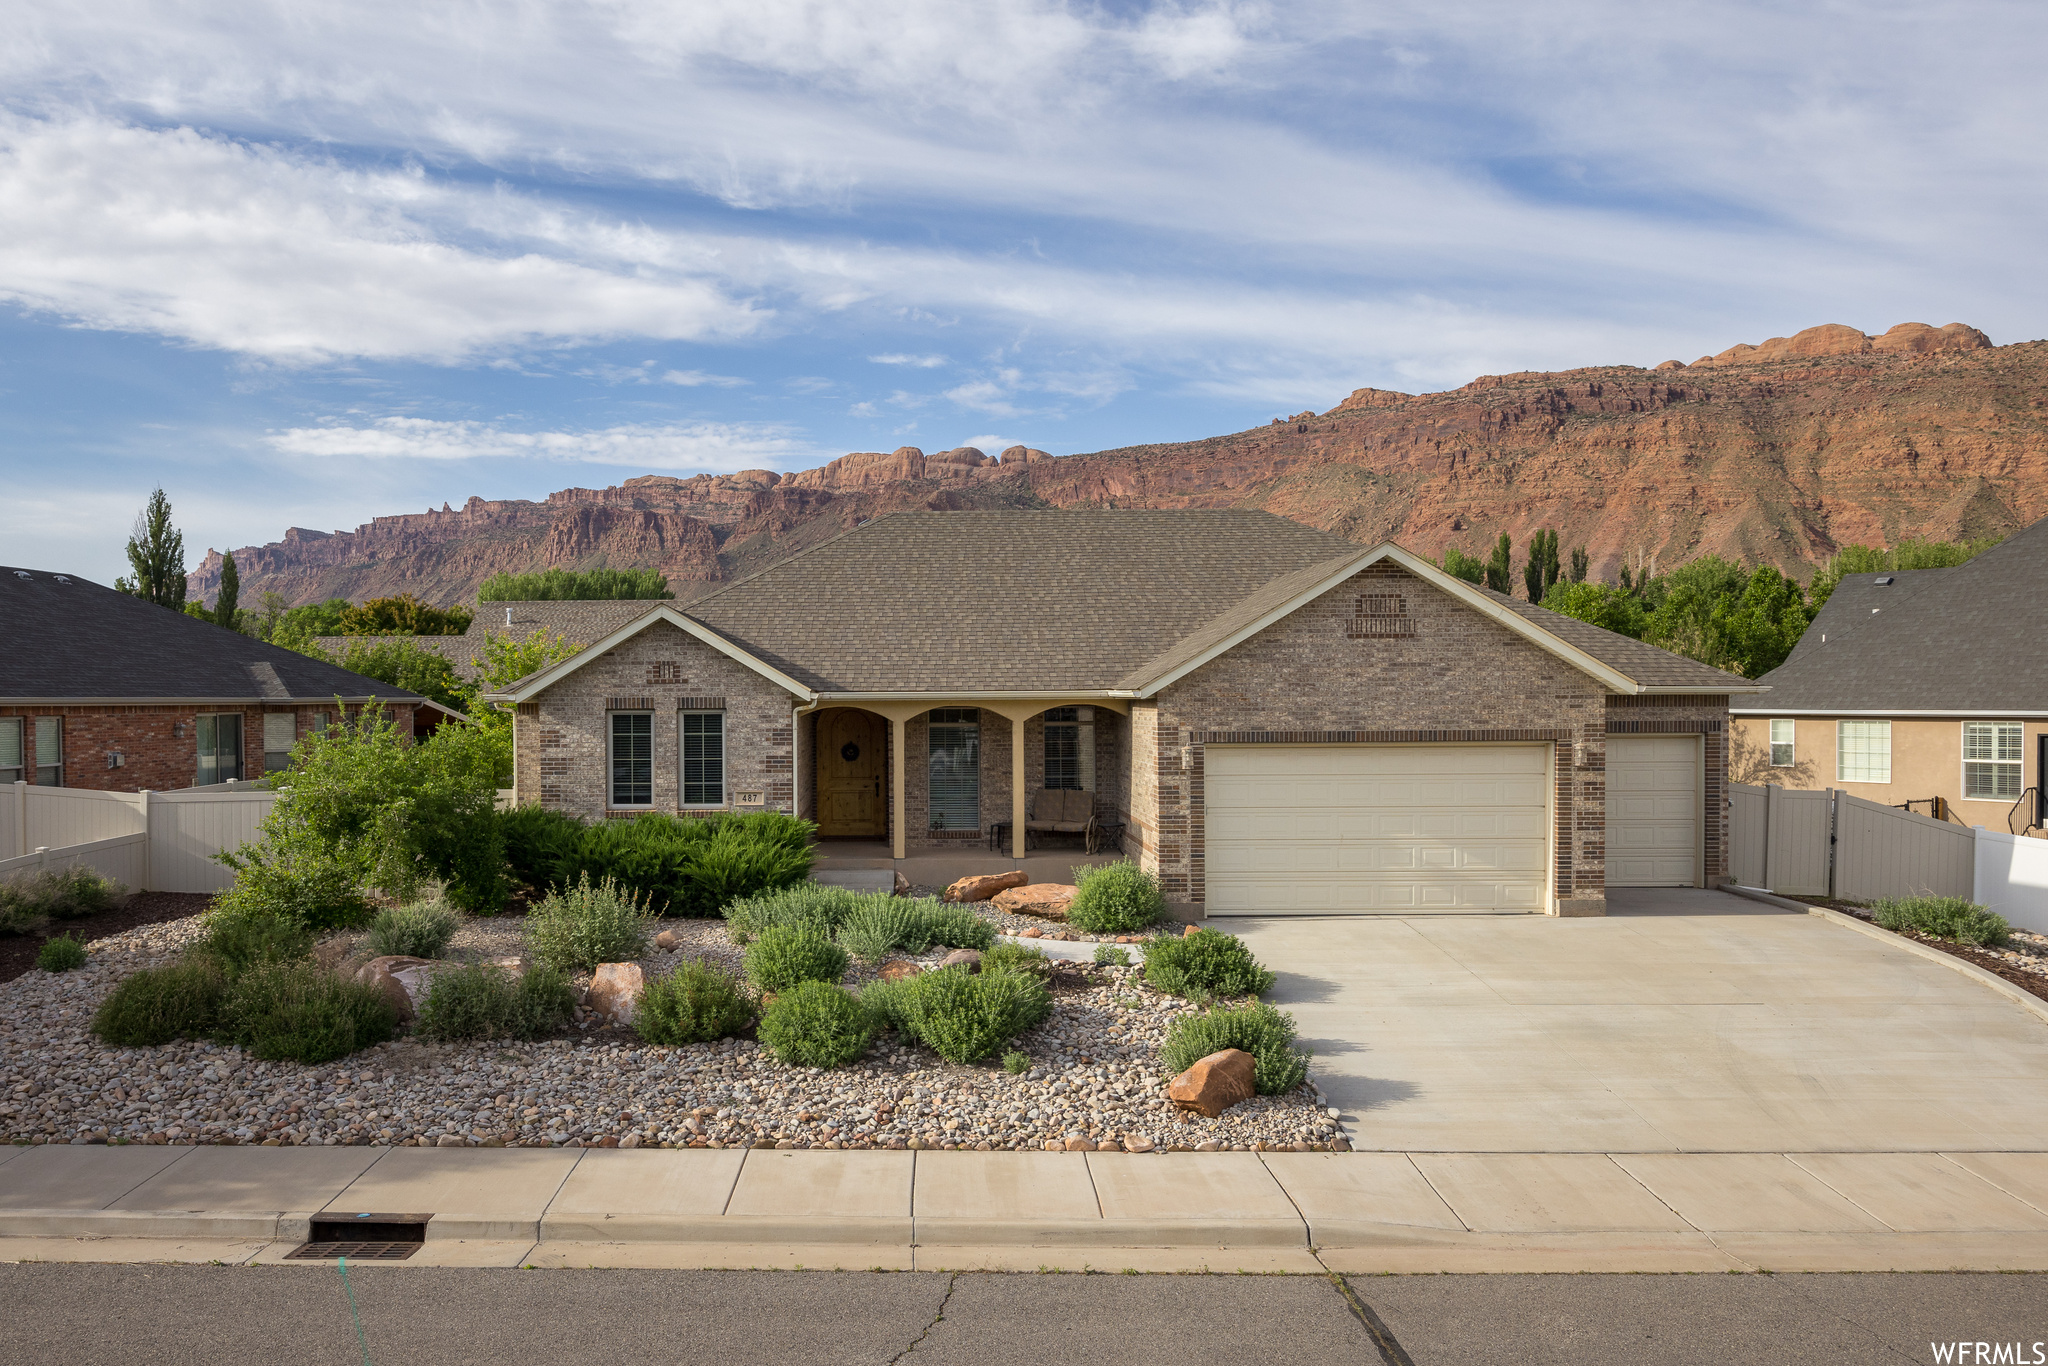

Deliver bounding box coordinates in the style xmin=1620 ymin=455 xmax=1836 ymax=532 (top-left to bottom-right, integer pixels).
xmin=5 ymin=1144 xmax=2048 ymax=1274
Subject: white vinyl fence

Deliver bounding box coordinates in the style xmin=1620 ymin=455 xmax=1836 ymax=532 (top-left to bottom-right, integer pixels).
xmin=1729 ymin=781 xmax=2033 ymax=925
xmin=0 ymin=780 xmax=274 ymax=895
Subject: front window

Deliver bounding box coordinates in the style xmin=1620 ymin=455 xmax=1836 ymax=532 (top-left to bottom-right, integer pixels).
xmin=1964 ymin=722 xmax=2024 ymax=800
xmin=1836 ymin=720 xmax=1891 ymax=784
xmin=1044 ymin=706 xmax=1081 ymax=790
xmin=33 ymin=717 xmax=62 ymax=787
xmin=681 ymin=711 xmax=725 ymax=806
xmin=196 ymin=714 xmax=241 ymax=786
xmin=262 ymin=713 xmax=298 ymax=774
xmin=1769 ymin=718 xmax=1795 ymax=768
xmin=611 ymin=713 xmax=652 ymax=807
xmin=0 ymin=718 xmax=20 ymax=783
xmin=928 ymin=708 xmax=980 ymax=832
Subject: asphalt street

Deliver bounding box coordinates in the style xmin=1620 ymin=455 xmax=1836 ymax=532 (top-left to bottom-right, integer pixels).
xmin=1 ymin=1265 xmax=2043 ymax=1365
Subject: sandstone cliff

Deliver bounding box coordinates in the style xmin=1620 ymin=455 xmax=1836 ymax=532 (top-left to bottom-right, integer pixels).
xmin=191 ymin=323 xmax=2047 ymax=605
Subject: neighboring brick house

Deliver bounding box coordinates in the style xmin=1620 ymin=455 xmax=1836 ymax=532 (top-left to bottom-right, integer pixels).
xmin=485 ymin=511 xmax=1762 ymax=917
xmin=1 ymin=566 xmax=448 ymax=793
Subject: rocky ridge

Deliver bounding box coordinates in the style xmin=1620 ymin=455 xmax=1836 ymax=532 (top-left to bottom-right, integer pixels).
xmin=189 ymin=322 xmax=2048 ymax=603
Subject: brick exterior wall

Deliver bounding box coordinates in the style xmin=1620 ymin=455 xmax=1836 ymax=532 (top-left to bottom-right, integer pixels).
xmin=1605 ymin=694 xmax=1732 ymax=884
xmin=513 ymin=621 xmax=797 ymax=819
xmin=0 ymin=702 xmax=413 ymax=793
xmin=1144 ymin=562 xmax=1626 ymax=911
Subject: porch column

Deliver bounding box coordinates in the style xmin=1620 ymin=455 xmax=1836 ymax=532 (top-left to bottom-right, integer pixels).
xmin=890 ymin=714 xmax=907 ymax=861
xmin=1012 ymin=716 xmax=1027 ymax=861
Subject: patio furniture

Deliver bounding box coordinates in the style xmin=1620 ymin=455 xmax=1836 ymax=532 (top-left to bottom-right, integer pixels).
xmin=1026 ymin=788 xmax=1098 ymax=852
xmin=986 ymin=820 xmax=1012 ymax=853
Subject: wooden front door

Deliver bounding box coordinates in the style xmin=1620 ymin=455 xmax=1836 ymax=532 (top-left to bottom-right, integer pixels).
xmin=817 ymin=710 xmax=887 ymax=837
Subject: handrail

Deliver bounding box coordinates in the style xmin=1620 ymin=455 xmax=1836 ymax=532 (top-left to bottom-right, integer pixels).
xmin=2010 ymin=786 xmax=2042 ymax=837
xmin=1896 ymin=796 xmax=1963 ymax=824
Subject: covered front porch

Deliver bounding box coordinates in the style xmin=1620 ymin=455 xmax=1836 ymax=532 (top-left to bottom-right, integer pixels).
xmin=794 ymin=697 xmax=1132 ymax=865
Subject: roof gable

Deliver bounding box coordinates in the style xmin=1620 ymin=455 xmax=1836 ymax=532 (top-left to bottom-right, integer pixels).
xmin=485 ymin=605 xmax=815 ymax=703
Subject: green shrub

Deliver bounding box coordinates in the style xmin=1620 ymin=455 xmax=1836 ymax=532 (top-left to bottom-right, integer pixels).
xmin=1159 ymin=1000 xmax=1311 ymax=1095
xmin=915 ymin=901 xmax=997 ymax=950
xmin=980 ymin=941 xmax=1052 ymax=978
xmin=192 ymin=906 xmax=314 ymax=979
xmin=0 ymin=884 xmax=36 ymax=936
xmin=1143 ymin=928 xmax=1275 ymax=998
xmin=559 ymin=811 xmax=816 ymax=917
xmin=499 ymin=804 xmax=584 ymax=893
xmin=0 ymin=866 xmax=124 ymax=921
xmin=37 ymin=936 xmax=88 ymax=972
xmin=743 ymin=924 xmax=848 ymax=991
xmin=90 ymin=960 xmax=228 ymax=1046
xmin=1093 ymin=943 xmax=1131 ymax=967
xmin=829 ymin=895 xmax=994 ymax=962
xmin=837 ymin=897 xmax=927 ymax=963
xmin=415 ymin=962 xmax=577 ymax=1042
xmin=858 ymin=975 xmax=918 ymax=1035
xmin=1872 ymin=895 xmax=2011 ymax=947
xmin=725 ymin=882 xmax=867 ymax=943
xmin=635 ymin=959 xmax=757 ymax=1045
xmin=756 ymin=980 xmax=876 ymax=1068
xmin=218 ymin=961 xmax=397 ymax=1063
xmin=211 ymin=847 xmax=374 ymax=932
xmin=902 ymin=966 xmax=1052 ymax=1064
xmin=1002 ymin=1050 xmax=1031 ymax=1074
xmin=1066 ymin=861 xmax=1164 ymax=935
xmin=524 ymin=874 xmax=653 ymax=972
xmin=365 ymin=900 xmax=460 ymax=959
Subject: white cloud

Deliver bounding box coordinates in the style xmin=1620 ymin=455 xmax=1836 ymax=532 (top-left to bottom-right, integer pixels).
xmin=961 ymin=433 xmax=1031 ymax=457
xmin=266 ymin=416 xmax=818 ymax=469
xmin=868 ymin=353 xmax=947 ymax=367
xmin=661 ymin=369 xmax=748 ymax=386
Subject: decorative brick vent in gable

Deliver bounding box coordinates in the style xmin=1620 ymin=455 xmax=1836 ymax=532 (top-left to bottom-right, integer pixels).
xmin=645 ymin=661 xmax=685 ymax=685
xmin=1347 ymin=593 xmax=1414 ymax=639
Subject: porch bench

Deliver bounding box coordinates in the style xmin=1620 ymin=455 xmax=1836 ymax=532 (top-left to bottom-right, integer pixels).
xmin=1026 ymin=788 xmax=1102 ymax=852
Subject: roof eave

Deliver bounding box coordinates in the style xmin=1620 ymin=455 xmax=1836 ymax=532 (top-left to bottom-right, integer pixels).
xmin=1729 ymin=705 xmax=2048 ymax=717
xmin=487 ymin=606 xmax=817 ymax=704
xmin=0 ymin=695 xmax=429 ymax=706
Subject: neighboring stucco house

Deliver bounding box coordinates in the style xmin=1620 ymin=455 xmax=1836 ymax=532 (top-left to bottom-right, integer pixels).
xmin=1 ymin=566 xmax=441 ymax=793
xmin=485 ymin=511 xmax=1762 ymax=917
xmin=1731 ymin=517 xmax=2048 ymax=836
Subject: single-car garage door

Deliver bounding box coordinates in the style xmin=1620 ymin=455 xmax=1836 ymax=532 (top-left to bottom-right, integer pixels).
xmin=1605 ymin=735 xmax=1701 ymax=887
xmin=1205 ymin=744 xmax=1551 ymax=915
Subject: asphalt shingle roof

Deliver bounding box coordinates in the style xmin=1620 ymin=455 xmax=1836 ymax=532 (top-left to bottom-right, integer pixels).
xmin=0 ymin=568 xmax=429 ymax=704
xmin=1737 ymin=516 xmax=2048 ymax=714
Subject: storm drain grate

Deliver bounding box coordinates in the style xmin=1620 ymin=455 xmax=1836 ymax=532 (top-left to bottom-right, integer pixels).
xmin=288 ymin=1211 xmax=430 ymax=1261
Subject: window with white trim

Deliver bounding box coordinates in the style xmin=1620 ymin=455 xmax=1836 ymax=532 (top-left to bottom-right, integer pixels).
xmin=610 ymin=712 xmax=653 ymax=807
xmin=1836 ymin=719 xmax=1891 ymax=784
xmin=680 ymin=711 xmax=725 ymax=807
xmin=196 ymin=714 xmax=241 ymax=786
xmin=1963 ymin=722 xmax=2024 ymax=800
xmin=34 ymin=717 xmax=63 ymax=787
xmin=0 ymin=718 xmax=20 ymax=783
xmin=1769 ymin=718 xmax=1795 ymax=768
xmin=262 ymin=713 xmax=298 ymax=774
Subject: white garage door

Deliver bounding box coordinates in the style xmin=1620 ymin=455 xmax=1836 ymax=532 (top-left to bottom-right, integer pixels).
xmin=1205 ymin=745 xmax=1551 ymax=915
xmin=1605 ymin=735 xmax=1701 ymax=887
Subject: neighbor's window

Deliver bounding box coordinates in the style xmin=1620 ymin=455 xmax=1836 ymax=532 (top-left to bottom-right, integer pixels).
xmin=1044 ymin=706 xmax=1081 ymax=790
xmin=262 ymin=713 xmax=298 ymax=774
xmin=1769 ymin=718 xmax=1795 ymax=768
xmin=928 ymin=708 xmax=980 ymax=831
xmin=1836 ymin=719 xmax=1891 ymax=784
xmin=0 ymin=718 xmax=20 ymax=783
xmin=196 ymin=714 xmax=241 ymax=786
xmin=1964 ymin=722 xmax=2024 ymax=800
xmin=33 ymin=717 xmax=63 ymax=787
xmin=611 ymin=712 xmax=653 ymax=807
xmin=680 ymin=711 xmax=725 ymax=807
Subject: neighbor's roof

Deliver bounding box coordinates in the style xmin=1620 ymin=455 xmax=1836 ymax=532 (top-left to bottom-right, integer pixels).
xmin=0 ymin=568 xmax=433 ymax=706
xmin=466 ymin=600 xmax=665 ymax=645
xmin=488 ymin=510 xmax=1760 ymax=700
xmin=1734 ymin=515 xmax=2048 ymax=716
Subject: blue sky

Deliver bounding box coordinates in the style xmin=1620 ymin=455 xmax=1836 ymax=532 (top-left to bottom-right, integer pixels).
xmin=2 ymin=1 xmax=2042 ymax=586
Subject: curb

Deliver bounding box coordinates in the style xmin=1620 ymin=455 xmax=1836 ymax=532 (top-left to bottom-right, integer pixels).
xmin=1728 ymin=885 xmax=2048 ymax=1027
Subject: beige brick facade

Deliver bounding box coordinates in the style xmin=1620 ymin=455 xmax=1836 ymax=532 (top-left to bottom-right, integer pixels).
xmin=514 ymin=620 xmax=797 ymax=817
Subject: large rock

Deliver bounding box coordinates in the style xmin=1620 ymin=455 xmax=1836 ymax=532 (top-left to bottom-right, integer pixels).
xmin=992 ymin=883 xmax=1076 ymax=919
xmin=937 ymin=949 xmax=983 ymax=973
xmin=1168 ymin=1049 xmax=1257 ymax=1118
xmin=354 ymin=956 xmax=435 ymax=1023
xmin=878 ymin=960 xmax=924 ymax=982
xmin=944 ymin=871 xmax=1027 ymax=903
xmin=586 ymin=962 xmax=645 ymax=1025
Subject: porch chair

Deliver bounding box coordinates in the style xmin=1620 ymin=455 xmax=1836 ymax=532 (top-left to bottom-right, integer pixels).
xmin=1025 ymin=788 xmax=1096 ymax=851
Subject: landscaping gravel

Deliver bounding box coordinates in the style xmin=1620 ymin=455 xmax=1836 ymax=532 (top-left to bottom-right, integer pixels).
xmin=904 ymin=883 xmax=1153 ymax=945
xmin=0 ymin=912 xmax=1342 ymax=1155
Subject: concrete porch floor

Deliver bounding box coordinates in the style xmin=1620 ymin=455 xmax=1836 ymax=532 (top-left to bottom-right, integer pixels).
xmin=810 ymin=840 xmax=1124 ymax=893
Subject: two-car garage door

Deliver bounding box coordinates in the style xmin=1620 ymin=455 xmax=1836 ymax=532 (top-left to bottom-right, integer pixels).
xmin=1205 ymin=745 xmax=1551 ymax=915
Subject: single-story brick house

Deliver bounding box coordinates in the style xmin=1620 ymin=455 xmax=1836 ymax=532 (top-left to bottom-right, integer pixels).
xmin=484 ymin=511 xmax=1763 ymax=917
xmin=1 ymin=566 xmax=445 ymax=793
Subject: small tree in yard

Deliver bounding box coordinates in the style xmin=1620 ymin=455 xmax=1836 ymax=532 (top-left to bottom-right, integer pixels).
xmin=118 ymin=488 xmax=187 ymax=609
xmin=213 ymin=551 xmax=240 ymax=629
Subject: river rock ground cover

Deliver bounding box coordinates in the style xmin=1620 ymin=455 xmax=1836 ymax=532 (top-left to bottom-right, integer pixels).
xmin=1 ymin=908 xmax=1345 ymax=1154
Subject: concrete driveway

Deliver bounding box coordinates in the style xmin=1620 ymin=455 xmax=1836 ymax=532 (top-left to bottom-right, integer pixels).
xmin=1231 ymin=889 xmax=2048 ymax=1152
